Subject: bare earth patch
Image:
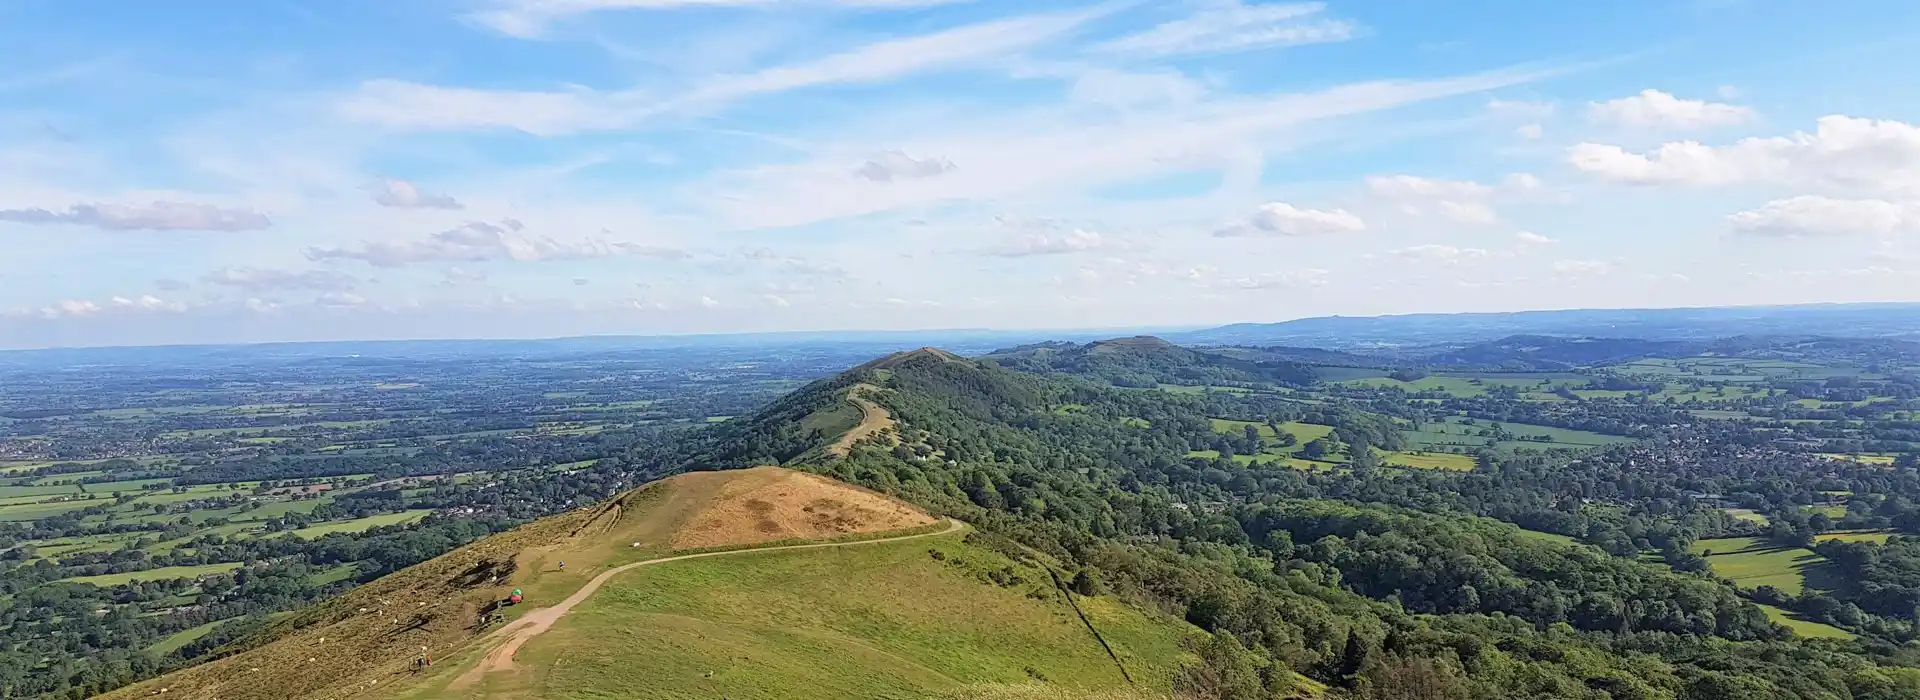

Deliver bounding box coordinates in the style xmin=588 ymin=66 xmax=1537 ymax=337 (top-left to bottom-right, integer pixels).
xmin=670 ymin=468 xmax=933 ymax=550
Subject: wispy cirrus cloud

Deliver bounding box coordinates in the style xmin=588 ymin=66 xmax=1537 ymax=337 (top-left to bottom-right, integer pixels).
xmin=469 ymin=0 xmax=977 ymax=40
xmin=307 ymin=219 xmax=686 ymax=267
xmin=344 ymin=7 xmax=1103 ymax=134
xmin=1096 ymin=1 xmax=1357 ymax=57
xmin=203 ymin=267 xmax=360 ymax=292
xmin=0 ymin=201 xmax=271 ymax=232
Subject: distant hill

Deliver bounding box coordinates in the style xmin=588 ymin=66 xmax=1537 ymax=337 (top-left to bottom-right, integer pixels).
xmin=982 ymin=336 xmax=1318 ymax=387
xmin=105 ymin=467 xmax=1191 ymax=700
xmin=1174 ymin=302 xmax=1920 ymax=348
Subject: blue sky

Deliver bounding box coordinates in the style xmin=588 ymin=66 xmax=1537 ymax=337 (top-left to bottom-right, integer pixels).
xmin=5 ymin=0 xmax=1920 ymax=348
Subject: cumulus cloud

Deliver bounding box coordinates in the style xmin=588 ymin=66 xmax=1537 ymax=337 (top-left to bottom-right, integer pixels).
xmin=1215 ymin=202 xmax=1365 ymax=237
xmin=203 ymin=267 xmax=358 ymax=292
xmin=0 ymin=201 xmax=270 ymax=232
xmin=1726 ymin=196 xmax=1918 ymax=237
xmin=985 ymin=228 xmax=1107 ymax=257
xmin=372 ymin=179 xmax=463 ymax=209
xmin=1587 ymin=89 xmax=1754 ymax=129
xmin=1567 ymin=115 xmax=1920 ymax=193
xmin=1097 ymin=1 xmax=1357 ymax=56
xmin=306 ymin=219 xmax=686 ymax=268
xmin=854 ymin=151 xmax=956 ymax=182
xmin=1516 ymin=231 xmax=1556 ymax=245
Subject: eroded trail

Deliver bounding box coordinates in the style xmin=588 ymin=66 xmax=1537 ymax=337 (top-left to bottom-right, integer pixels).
xmin=450 ymin=519 xmax=966 ymax=690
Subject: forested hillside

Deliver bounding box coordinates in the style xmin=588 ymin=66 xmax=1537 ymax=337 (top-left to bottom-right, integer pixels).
xmin=659 ymin=348 xmax=1920 ymax=699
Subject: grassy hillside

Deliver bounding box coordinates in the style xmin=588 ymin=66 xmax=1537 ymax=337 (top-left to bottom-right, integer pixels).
xmin=106 ymin=467 xmax=1195 ymax=700
xmin=427 ymin=530 xmax=1190 ymax=700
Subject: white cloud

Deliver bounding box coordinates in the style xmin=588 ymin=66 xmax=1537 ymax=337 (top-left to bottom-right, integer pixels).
xmin=1210 ymin=269 xmax=1331 ymax=290
xmin=306 ymin=219 xmax=687 ymax=267
xmin=470 ymin=0 xmax=972 ymax=40
xmin=699 ymin=295 xmax=722 ymax=309
xmin=1486 ymin=98 xmax=1554 ymax=118
xmin=0 ymin=201 xmax=271 ymax=232
xmin=1566 ymin=115 xmax=1920 ymax=193
xmin=1384 ymin=244 xmax=1493 ymax=264
xmin=1515 ymin=123 xmax=1543 ymax=139
xmin=1214 ymin=202 xmax=1365 ymax=237
xmin=442 ymin=267 xmax=488 ymax=285
xmin=372 ymin=179 xmax=463 ymax=209
xmin=1552 ymin=259 xmax=1612 ymax=276
xmin=1098 ymin=1 xmax=1357 ymax=57
xmin=1515 ymin=231 xmax=1555 ymax=245
xmin=336 ymin=80 xmax=632 ymax=136
xmin=1726 ymin=196 xmax=1917 ymax=237
xmin=1068 ymin=68 xmax=1207 ymax=109
xmin=855 ymin=151 xmax=956 ymax=182
xmin=1366 ymin=174 xmax=1532 ymax=226
xmin=203 ymin=267 xmax=359 ymax=292
xmin=762 ymin=294 xmax=791 ymax=308
xmin=1436 ymin=200 xmax=1499 ymax=225
xmin=1588 ymin=89 xmax=1754 ymax=129
xmin=32 ymin=295 xmax=187 ymax=319
xmin=346 ymin=8 xmax=1102 ymax=134
xmin=1365 ymin=174 xmax=1493 ymax=200
xmin=705 ymin=64 xmax=1554 ymax=229
xmin=985 ymin=228 xmax=1107 ymax=257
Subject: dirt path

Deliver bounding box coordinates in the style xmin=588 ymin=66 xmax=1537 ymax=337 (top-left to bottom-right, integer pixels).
xmin=827 ymin=384 xmax=895 ymax=457
xmin=450 ymin=519 xmax=966 ymax=691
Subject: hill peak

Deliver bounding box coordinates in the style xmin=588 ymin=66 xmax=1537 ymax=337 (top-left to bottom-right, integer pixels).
xmin=859 ymin=346 xmax=968 ymax=370
xmin=101 ymin=467 xmax=935 ymax=700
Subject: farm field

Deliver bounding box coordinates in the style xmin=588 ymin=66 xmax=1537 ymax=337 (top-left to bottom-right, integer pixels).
xmin=1399 ymin=416 xmax=1630 ymax=453
xmin=64 ymin=562 xmax=247 ymax=586
xmin=1757 ymin=604 xmax=1855 ymax=640
xmin=1689 ymin=537 xmax=1831 ymax=596
xmin=289 ymin=510 xmax=435 ymax=538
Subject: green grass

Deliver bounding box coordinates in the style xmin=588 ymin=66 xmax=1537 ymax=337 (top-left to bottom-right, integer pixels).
xmin=148 ymin=618 xmax=233 ymax=655
xmin=1380 ymin=451 xmax=1477 ymax=471
xmin=1816 ymin=531 xmax=1894 ymax=544
xmin=1803 ymin=505 xmax=1847 ymax=519
xmin=1399 ymin=416 xmax=1629 ymax=453
xmin=1757 ymin=603 xmax=1855 ymax=640
xmin=287 ymin=510 xmax=432 ymax=538
xmin=65 ymin=562 xmax=245 ymax=586
xmin=426 ymin=532 xmax=1192 ymax=700
xmin=1689 ymin=538 xmax=1825 ymax=595
xmin=1725 ymin=508 xmax=1771 ymax=525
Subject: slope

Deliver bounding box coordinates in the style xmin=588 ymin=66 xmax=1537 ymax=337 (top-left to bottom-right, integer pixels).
xmin=983 ymin=336 xmax=1317 ymax=387
xmin=105 ymin=466 xmax=1195 ymax=700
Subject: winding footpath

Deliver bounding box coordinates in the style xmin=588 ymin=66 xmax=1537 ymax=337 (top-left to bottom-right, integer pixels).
xmin=450 ymin=518 xmax=967 ymax=690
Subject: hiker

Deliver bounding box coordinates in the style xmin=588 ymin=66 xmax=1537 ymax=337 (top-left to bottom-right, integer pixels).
xmin=558 ymin=560 xmax=566 ymax=571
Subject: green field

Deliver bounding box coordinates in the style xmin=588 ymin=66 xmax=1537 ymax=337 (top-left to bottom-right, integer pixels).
xmin=1399 ymin=416 xmax=1630 ymax=453
xmin=65 ymin=562 xmax=246 ymax=586
xmin=148 ymin=619 xmax=233 ymax=656
xmin=1335 ymin=372 xmax=1591 ymax=399
xmin=1690 ymin=538 xmax=1829 ymax=595
xmin=1757 ymin=603 xmax=1854 ymax=640
xmin=1816 ymin=530 xmax=1894 ymax=544
xmin=1380 ymin=451 xmax=1477 ymax=471
xmin=430 ymin=530 xmax=1194 ymax=700
xmin=1725 ymin=508 xmax=1771 ymax=525
xmin=288 ymin=510 xmax=432 ymax=538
